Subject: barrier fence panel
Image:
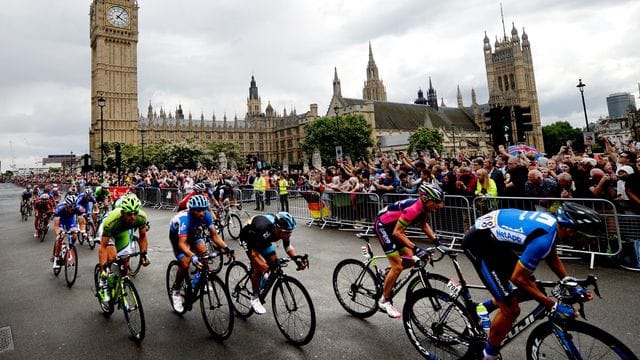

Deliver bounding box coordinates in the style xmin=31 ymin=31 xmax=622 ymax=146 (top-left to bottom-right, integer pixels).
xmin=618 ymin=214 xmax=640 ymax=243
xmin=158 ymin=188 xmax=182 ymax=211
xmin=144 ymin=187 xmax=162 ymax=209
xmin=285 ymin=190 xmax=320 ymax=226
xmin=472 ymin=196 xmax=621 ymax=269
xmin=431 ymin=195 xmax=473 ymax=240
xmin=320 ymin=191 xmax=381 ymax=230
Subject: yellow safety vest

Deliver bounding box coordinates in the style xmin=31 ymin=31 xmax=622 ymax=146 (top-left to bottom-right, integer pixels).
xmin=278 ymin=179 xmax=288 ymax=195
xmin=253 ymin=176 xmax=266 ymax=192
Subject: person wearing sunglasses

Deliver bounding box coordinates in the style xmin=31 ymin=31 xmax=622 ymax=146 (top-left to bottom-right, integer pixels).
xmin=239 ymin=211 xmax=306 ymax=314
xmin=97 ymin=195 xmax=150 ymax=303
xmin=374 ymin=182 xmax=445 ymax=318
xmin=462 ymin=202 xmax=603 ymax=360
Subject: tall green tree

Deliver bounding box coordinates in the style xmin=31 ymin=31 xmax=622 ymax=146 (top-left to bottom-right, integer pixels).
xmin=542 ymin=121 xmax=584 ymax=155
xmin=407 ymin=127 xmax=444 ymax=155
xmin=300 ymin=114 xmax=374 ymax=165
xmin=206 ymin=140 xmax=243 ymax=169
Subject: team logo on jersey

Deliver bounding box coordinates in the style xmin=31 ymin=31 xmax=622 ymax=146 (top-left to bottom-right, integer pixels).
xmin=263 ymin=231 xmax=270 ymax=239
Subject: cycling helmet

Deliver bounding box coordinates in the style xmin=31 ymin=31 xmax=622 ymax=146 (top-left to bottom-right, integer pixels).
xmin=194 ymin=183 xmax=207 ymax=192
xmin=188 ymin=194 xmax=209 ymax=210
xmin=120 ymin=195 xmax=141 ymax=214
xmin=275 ymin=212 xmax=296 ymax=232
xmin=555 ymin=202 xmax=603 ymax=237
xmin=85 ymin=188 xmax=93 ymax=196
xmin=40 ymin=193 xmax=50 ymax=200
xmin=418 ymin=183 xmax=445 ymax=203
xmin=101 ymin=182 xmax=110 ymax=189
xmin=52 ymin=184 xmax=59 ymax=190
xmin=64 ymin=194 xmax=78 ymax=206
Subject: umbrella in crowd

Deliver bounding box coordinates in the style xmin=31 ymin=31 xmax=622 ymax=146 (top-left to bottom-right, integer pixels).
xmin=507 ymin=145 xmax=542 ymax=158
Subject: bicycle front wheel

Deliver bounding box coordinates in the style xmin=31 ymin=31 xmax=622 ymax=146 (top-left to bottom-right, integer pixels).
xmin=122 ymin=278 xmax=145 ymax=343
xmin=200 ymin=275 xmax=234 ymax=341
xmin=128 ymin=237 xmax=142 ymax=277
xmin=272 ymin=276 xmax=316 ymax=346
xmin=87 ymin=222 xmax=96 ymax=249
xmin=226 ymin=214 xmax=242 ymax=240
xmin=332 ymin=258 xmax=380 ymax=318
xmin=65 ymin=246 xmax=78 ymax=288
xmin=403 ymin=288 xmax=476 ymax=359
xmin=526 ymin=321 xmax=639 ymax=360
xmin=224 ymin=261 xmax=254 ymax=319
xmin=166 ymin=260 xmax=187 ymax=315
xmin=94 ymin=264 xmax=114 ymax=316
xmin=405 ymin=272 xmax=451 ymax=301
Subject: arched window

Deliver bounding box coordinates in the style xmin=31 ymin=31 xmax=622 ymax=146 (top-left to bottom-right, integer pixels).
xmin=503 ymin=75 xmax=509 ymax=91
xmin=510 ymin=74 xmax=516 ymax=89
xmin=498 ymin=77 xmax=503 ymax=91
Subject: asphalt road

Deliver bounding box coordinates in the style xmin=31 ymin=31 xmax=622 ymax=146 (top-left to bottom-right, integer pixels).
xmin=0 ymin=183 xmax=638 ymax=359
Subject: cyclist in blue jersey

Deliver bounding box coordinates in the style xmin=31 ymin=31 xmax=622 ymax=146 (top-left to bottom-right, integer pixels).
xmin=76 ymin=188 xmax=97 ymax=241
xmin=52 ymin=195 xmax=84 ymax=269
xmin=168 ymin=195 xmax=232 ymax=313
xmin=374 ymin=182 xmax=445 ymax=318
xmin=462 ymin=202 xmax=602 ymax=360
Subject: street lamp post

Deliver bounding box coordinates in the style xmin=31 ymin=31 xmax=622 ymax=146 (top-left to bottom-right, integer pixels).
xmin=577 ymin=79 xmax=589 ymax=132
xmin=97 ymin=92 xmax=106 ymax=178
xmin=140 ymin=127 xmax=146 ymax=169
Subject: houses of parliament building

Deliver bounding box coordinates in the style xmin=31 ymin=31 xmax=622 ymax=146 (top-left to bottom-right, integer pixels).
xmin=88 ymin=0 xmax=544 ymax=166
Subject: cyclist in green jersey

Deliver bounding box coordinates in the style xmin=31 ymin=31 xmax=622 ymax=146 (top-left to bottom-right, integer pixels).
xmin=97 ymin=196 xmax=150 ymax=302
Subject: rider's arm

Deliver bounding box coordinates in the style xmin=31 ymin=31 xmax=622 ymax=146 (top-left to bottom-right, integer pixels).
xmin=511 ymin=262 xmax=555 ymax=308
xmin=420 ymin=218 xmax=438 ymax=242
xmin=283 ymin=238 xmax=297 ymax=258
xmin=178 ymin=235 xmax=195 ymax=259
xmin=53 ymin=217 xmax=61 ymax=236
xmin=137 ymin=225 xmax=149 ymax=253
xmin=208 ymin=225 xmax=229 ymax=250
xmin=391 ymin=221 xmax=415 ymax=249
xmin=544 ymin=246 xmax=569 ymax=280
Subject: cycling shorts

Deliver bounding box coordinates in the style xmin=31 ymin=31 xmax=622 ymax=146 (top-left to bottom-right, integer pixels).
xmin=59 ymin=216 xmax=78 ymax=231
xmin=374 ymin=218 xmax=406 ymax=256
xmin=170 ymin=235 xmax=205 ymax=261
xmin=462 ymin=226 xmax=518 ymax=302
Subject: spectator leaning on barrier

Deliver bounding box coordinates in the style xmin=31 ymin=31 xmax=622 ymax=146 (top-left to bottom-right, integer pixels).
xmin=524 ymin=169 xmax=558 ymax=198
xmin=455 ymin=166 xmax=477 ymax=197
xmin=587 ymin=168 xmax=616 ymax=201
xmin=556 ymin=172 xmax=574 ymax=198
xmin=475 ymin=168 xmax=498 ymax=197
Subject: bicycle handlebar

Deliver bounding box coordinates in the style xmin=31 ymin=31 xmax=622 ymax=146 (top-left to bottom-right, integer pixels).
xmin=271 ymin=254 xmax=309 ymax=271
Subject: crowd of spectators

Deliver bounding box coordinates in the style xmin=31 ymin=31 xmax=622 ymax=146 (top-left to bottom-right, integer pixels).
xmin=9 ymin=135 xmax=640 ymax=215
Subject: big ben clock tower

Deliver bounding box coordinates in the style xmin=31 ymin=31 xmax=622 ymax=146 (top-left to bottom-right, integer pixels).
xmin=89 ymin=0 xmax=139 ymax=163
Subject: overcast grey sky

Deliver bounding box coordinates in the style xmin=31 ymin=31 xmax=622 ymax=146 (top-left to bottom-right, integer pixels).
xmin=1 ymin=0 xmax=638 ymax=169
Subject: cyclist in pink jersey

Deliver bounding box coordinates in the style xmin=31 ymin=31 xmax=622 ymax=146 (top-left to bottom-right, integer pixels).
xmin=374 ymin=182 xmax=445 ymax=318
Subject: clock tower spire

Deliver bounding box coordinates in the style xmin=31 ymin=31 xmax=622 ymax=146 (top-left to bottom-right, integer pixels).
xmin=89 ymin=0 xmax=140 ymax=163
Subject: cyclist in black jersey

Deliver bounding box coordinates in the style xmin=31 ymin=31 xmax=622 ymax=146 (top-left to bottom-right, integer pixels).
xmin=239 ymin=212 xmax=307 ymax=314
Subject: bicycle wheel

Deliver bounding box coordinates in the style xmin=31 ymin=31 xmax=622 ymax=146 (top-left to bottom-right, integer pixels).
xmin=87 ymin=222 xmax=96 ymax=250
xmin=122 ymin=278 xmax=146 ymax=343
xmin=206 ymin=241 xmax=223 ymax=275
xmin=200 ymin=275 xmax=234 ymax=341
xmin=38 ymin=218 xmax=48 ymax=242
xmin=272 ymin=275 xmax=316 ymax=345
xmin=226 ymin=214 xmax=242 ymax=240
xmin=64 ymin=246 xmax=78 ymax=288
xmin=224 ymin=261 xmax=254 ymax=319
xmin=403 ymin=288 xmax=476 ymax=359
xmin=53 ymin=246 xmax=65 ymax=277
xmin=405 ymin=272 xmax=451 ymax=301
xmin=526 ymin=320 xmax=639 ymax=360
xmin=166 ymin=260 xmax=187 ymax=315
xmin=94 ymin=264 xmax=114 ymax=316
xmin=128 ymin=237 xmax=142 ymax=277
xmin=332 ymin=258 xmax=380 ymax=318
xmin=21 ymin=206 xmax=28 ymax=221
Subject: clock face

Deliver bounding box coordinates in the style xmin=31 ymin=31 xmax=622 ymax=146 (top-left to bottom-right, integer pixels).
xmin=107 ymin=6 xmax=129 ymax=27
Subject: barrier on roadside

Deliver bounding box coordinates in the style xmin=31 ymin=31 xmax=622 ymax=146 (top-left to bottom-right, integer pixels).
xmin=158 ymin=188 xmax=181 ymax=211
xmin=322 ymin=191 xmax=380 ymax=230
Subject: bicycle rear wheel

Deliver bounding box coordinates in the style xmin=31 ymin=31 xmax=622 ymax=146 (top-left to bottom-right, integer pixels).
xmin=224 ymin=261 xmax=254 ymax=319
xmin=332 ymin=258 xmax=380 ymax=318
xmin=64 ymin=245 xmax=78 ymax=288
xmin=526 ymin=321 xmax=639 ymax=360
xmin=226 ymin=214 xmax=242 ymax=240
xmin=128 ymin=237 xmax=142 ymax=277
xmin=21 ymin=205 xmax=28 ymax=221
xmin=94 ymin=264 xmax=114 ymax=316
xmin=122 ymin=278 xmax=146 ymax=343
xmin=272 ymin=275 xmax=316 ymax=345
xmin=200 ymin=275 xmax=234 ymax=341
xmin=38 ymin=217 xmax=48 ymax=242
xmin=403 ymin=288 xmax=476 ymax=359
xmin=166 ymin=260 xmax=187 ymax=315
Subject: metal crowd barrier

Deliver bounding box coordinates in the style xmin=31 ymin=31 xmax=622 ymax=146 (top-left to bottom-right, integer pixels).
xmin=321 ymin=191 xmax=381 ymax=230
xmin=472 ymin=196 xmax=621 ymax=269
xmin=158 ymin=188 xmax=182 ymax=211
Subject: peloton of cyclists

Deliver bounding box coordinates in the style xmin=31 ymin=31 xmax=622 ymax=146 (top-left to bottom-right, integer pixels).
xmin=374 ymin=182 xmax=445 ymax=318
xmin=239 ymin=211 xmax=307 ymax=314
xmin=168 ymin=194 xmax=232 ymax=312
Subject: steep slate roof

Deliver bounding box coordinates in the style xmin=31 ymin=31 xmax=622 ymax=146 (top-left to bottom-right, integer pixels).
xmin=373 ymin=101 xmax=479 ymax=131
xmin=341 ymin=97 xmax=366 ymax=106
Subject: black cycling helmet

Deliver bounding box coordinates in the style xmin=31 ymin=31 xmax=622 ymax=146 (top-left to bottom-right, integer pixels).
xmin=194 ymin=183 xmax=207 ymax=192
xmin=275 ymin=212 xmax=296 ymax=232
xmin=555 ymin=202 xmax=603 ymax=238
xmin=418 ymin=183 xmax=445 ymax=203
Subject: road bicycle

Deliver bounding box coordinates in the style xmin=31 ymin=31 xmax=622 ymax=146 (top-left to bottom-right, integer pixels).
xmin=332 ymin=233 xmax=449 ymax=318
xmin=126 ymin=230 xmax=143 ymax=276
xmin=77 ymin=213 xmax=97 ymax=250
xmin=225 ymin=252 xmax=315 ymax=345
xmin=35 ymin=212 xmax=51 ymax=242
xmin=52 ymin=230 xmax=78 ymax=288
xmin=166 ymin=251 xmax=235 ymax=341
xmin=20 ymin=201 xmax=30 ymax=221
xmin=215 ymin=204 xmax=242 ymax=240
xmin=402 ymin=243 xmax=639 ymax=359
xmin=93 ymin=252 xmax=146 ymax=343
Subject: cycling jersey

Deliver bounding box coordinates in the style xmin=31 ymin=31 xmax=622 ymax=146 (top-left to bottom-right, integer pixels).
xmin=177 ymin=191 xmax=212 ymax=211
xmin=94 ymin=187 xmax=111 ymax=202
xmin=212 ymin=185 xmax=233 ymax=202
xmin=168 ymin=210 xmax=215 ymax=259
xmin=101 ymin=209 xmax=148 ymax=252
xmin=76 ymin=192 xmax=96 ymax=213
xmin=22 ymin=190 xmax=33 ymax=201
xmin=376 ymin=198 xmax=427 ymax=228
xmin=473 ymin=209 xmax=556 ymax=270
xmin=241 ymin=214 xmax=285 ymax=254
xmin=54 ymin=203 xmax=83 ymax=231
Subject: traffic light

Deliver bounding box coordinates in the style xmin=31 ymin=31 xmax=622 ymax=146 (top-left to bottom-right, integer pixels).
xmin=515 ymin=106 xmax=533 ymax=142
xmin=484 ymin=106 xmax=511 ymax=148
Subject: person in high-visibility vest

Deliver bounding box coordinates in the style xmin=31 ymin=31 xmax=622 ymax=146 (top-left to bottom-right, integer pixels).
xmin=277 ymin=172 xmax=289 ymax=212
xmin=253 ymin=170 xmax=266 ymax=211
